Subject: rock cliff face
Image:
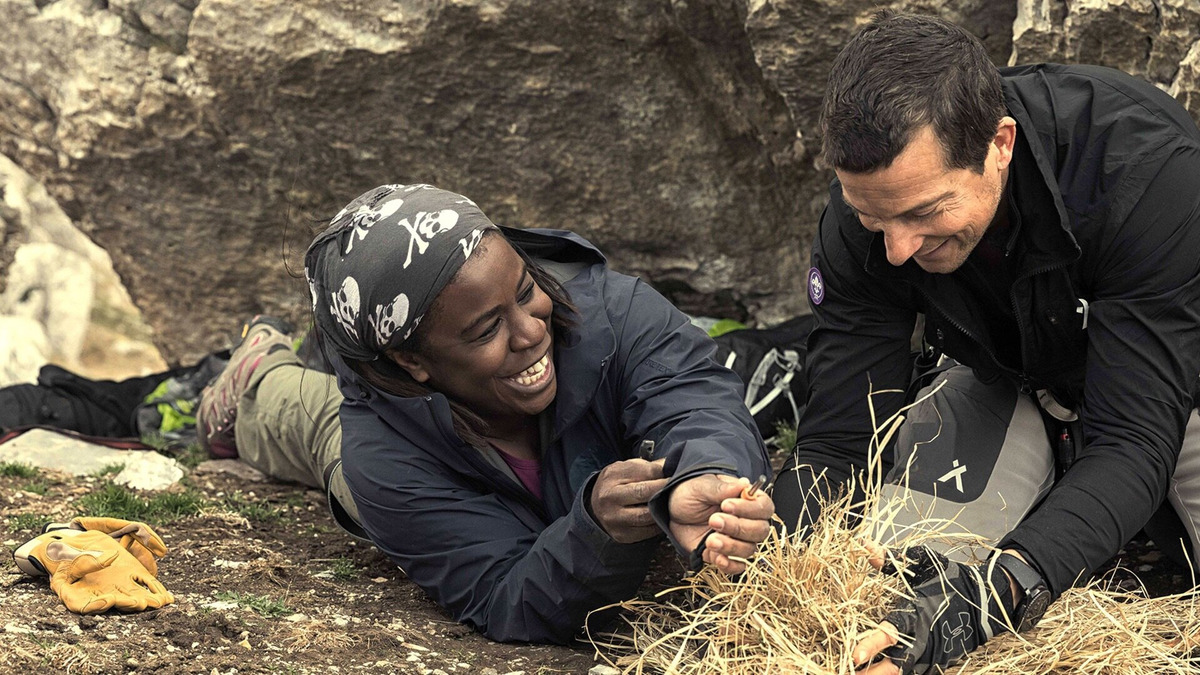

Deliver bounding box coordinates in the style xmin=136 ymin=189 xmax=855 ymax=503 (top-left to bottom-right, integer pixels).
xmin=0 ymin=0 xmax=1197 ymax=362
xmin=0 ymin=155 xmax=164 ymax=384
xmin=1011 ymin=0 xmax=1200 ymax=119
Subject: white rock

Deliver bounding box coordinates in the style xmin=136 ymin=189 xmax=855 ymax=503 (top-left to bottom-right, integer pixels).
xmin=0 ymin=429 xmax=183 ymax=490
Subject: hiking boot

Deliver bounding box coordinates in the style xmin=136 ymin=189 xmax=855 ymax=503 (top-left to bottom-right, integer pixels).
xmin=197 ymin=316 xmax=294 ymax=459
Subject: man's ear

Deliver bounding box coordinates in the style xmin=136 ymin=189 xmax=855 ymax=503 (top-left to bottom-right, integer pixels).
xmin=388 ymin=350 xmax=431 ymax=383
xmin=993 ymin=116 xmax=1017 ymax=171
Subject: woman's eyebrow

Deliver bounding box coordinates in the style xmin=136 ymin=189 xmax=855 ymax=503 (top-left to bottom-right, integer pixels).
xmin=459 ymin=262 xmax=530 ymax=338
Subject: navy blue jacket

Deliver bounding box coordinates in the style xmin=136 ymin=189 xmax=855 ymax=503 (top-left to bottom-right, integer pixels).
xmin=333 ymin=228 xmax=768 ymax=643
xmin=787 ymin=64 xmax=1200 ymax=597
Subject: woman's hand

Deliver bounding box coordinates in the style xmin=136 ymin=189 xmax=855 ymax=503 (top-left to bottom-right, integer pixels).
xmin=589 ymin=459 xmax=669 ymax=543
xmin=668 ymin=474 xmax=774 ymax=574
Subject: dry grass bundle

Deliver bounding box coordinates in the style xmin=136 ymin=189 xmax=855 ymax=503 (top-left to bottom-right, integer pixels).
xmin=281 ymin=619 xmax=360 ymax=653
xmin=955 ymin=579 xmax=1200 ymax=673
xmin=592 ymin=495 xmax=1200 ymax=674
xmin=591 ymin=489 xmax=909 ymax=674
xmin=45 ymin=642 xmax=98 ymax=674
xmin=592 ymin=383 xmax=1200 ymax=674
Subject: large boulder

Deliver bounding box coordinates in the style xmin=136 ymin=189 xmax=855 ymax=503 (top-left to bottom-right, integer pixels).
xmin=744 ymin=0 xmax=1017 ymax=153
xmin=2 ymin=0 xmax=1199 ymax=366
xmin=0 ymin=0 xmax=811 ymax=362
xmin=0 ymin=153 xmax=165 ymax=380
xmin=1012 ymin=0 xmax=1200 ymax=119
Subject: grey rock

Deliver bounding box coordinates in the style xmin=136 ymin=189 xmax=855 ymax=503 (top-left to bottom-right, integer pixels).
xmin=0 ymin=0 xmax=808 ymax=361
xmin=1012 ymin=0 xmax=1200 ymax=90
xmin=1169 ymin=41 xmax=1200 ymax=119
xmin=0 ymin=0 xmax=1197 ymax=366
xmin=0 ymin=153 xmax=164 ymax=379
xmin=0 ymin=428 xmax=183 ymax=490
xmin=0 ymin=316 xmax=49 ymax=386
xmin=1 ymin=242 xmax=94 ymax=364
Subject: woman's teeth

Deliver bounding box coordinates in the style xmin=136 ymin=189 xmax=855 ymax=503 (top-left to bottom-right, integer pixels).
xmin=510 ymin=354 xmax=549 ymax=386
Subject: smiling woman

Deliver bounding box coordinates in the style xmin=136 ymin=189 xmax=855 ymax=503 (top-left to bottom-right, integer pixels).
xmin=195 ymin=183 xmax=773 ymax=644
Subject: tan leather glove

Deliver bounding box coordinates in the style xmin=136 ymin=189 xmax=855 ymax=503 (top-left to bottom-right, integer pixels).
xmin=16 ymin=529 xmax=173 ymax=614
xmin=68 ymin=517 xmax=168 ymax=575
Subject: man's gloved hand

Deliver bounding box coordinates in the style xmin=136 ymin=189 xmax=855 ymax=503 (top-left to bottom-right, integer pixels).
xmin=854 ymin=545 xmax=1017 ymax=674
xmin=14 ymin=528 xmax=174 ymax=614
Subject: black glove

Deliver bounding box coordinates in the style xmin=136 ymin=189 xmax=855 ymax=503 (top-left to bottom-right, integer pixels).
xmin=880 ymin=547 xmax=1017 ymax=674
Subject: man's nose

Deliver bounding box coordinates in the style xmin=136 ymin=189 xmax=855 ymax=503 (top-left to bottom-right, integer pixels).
xmin=883 ymin=227 xmax=923 ymax=266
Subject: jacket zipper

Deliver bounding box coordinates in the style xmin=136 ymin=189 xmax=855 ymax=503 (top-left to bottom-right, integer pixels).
xmin=915 ymin=247 xmax=1073 ymax=396
xmin=1009 ymin=259 xmax=1072 ymax=395
xmin=915 ymin=287 xmax=1024 ymax=386
xmin=426 ymin=399 xmax=552 ymax=523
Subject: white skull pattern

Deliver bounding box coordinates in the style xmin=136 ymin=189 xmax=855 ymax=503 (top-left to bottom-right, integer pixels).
xmin=343 ymin=198 xmax=405 ymax=255
xmin=398 ymin=209 xmax=460 ymax=268
xmin=331 ymin=185 xmax=401 ymax=223
xmin=331 ymin=276 xmax=362 ymax=341
xmin=306 ymin=273 xmax=318 ymax=313
xmin=458 ymin=229 xmax=485 ymax=259
xmin=369 ymin=293 xmax=411 ymax=347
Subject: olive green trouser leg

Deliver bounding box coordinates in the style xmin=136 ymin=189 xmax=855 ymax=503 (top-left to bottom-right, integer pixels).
xmin=233 ymin=348 xmax=360 ymax=527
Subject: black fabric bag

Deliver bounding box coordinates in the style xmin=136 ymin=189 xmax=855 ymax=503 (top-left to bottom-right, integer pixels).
xmin=0 ymin=353 xmax=227 ymax=442
xmin=712 ymin=315 xmax=814 ymax=440
xmin=0 ymin=366 xmax=173 ymax=437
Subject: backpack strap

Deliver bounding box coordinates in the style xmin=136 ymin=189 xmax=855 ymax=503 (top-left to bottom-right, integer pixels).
xmin=745 ymin=348 xmax=800 ymax=418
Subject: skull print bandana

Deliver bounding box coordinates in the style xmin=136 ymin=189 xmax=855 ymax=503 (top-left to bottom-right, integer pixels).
xmin=305 ymin=184 xmax=497 ymax=361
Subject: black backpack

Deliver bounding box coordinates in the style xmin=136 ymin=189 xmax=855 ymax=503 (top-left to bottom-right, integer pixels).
xmin=712 ymin=315 xmax=814 ymax=440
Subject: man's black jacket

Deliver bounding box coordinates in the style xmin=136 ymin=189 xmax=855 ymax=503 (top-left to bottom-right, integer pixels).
xmin=787 ymin=64 xmax=1200 ymax=597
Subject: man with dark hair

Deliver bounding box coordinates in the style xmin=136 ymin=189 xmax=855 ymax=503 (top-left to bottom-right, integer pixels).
xmin=773 ymin=10 xmax=1200 ymax=674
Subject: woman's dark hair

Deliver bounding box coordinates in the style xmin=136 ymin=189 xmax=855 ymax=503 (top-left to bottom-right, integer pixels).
xmin=820 ymin=10 xmax=1006 ymax=174
xmin=341 ymin=229 xmax=577 ymax=449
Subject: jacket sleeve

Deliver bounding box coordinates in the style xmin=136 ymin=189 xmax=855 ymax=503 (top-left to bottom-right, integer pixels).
xmin=772 ymin=195 xmax=917 ymax=533
xmin=1002 ymin=145 xmax=1200 ymax=596
xmin=340 ymin=403 xmax=659 ymax=644
xmin=604 ymin=278 xmax=770 ymax=550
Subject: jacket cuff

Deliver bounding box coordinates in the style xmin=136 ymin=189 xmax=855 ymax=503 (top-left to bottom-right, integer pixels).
xmin=997 ymin=532 xmax=1060 ymax=599
xmin=648 ymin=461 xmax=741 ymax=557
xmin=572 ymin=471 xmax=662 ymax=566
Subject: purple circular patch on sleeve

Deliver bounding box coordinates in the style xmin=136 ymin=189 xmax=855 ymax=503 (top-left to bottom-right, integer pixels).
xmin=808 ymin=267 xmax=825 ymax=305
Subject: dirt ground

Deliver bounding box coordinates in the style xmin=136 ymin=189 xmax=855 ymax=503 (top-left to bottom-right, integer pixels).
xmin=0 ymin=465 xmax=628 ymax=674
xmin=1 ymin=454 xmax=1191 ymax=675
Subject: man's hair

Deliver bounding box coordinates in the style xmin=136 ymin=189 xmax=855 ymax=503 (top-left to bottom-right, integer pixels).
xmin=820 ymin=11 xmax=1006 ymax=174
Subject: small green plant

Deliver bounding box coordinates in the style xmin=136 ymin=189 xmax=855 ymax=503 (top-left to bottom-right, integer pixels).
xmin=20 ymin=478 xmax=50 ymax=495
xmin=76 ymin=482 xmax=204 ymax=522
xmin=221 ymin=493 xmax=285 ymax=523
xmin=771 ymin=419 xmax=798 ymax=454
xmin=91 ymin=463 xmax=125 ymax=478
xmin=0 ymin=462 xmax=39 ymax=479
xmin=326 ymin=557 xmax=359 ymax=582
xmin=174 ymin=442 xmax=209 ymax=470
xmin=142 ymin=433 xmax=209 ymax=470
xmin=214 ymin=590 xmax=292 ymax=618
xmin=7 ymin=512 xmax=48 ymax=532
